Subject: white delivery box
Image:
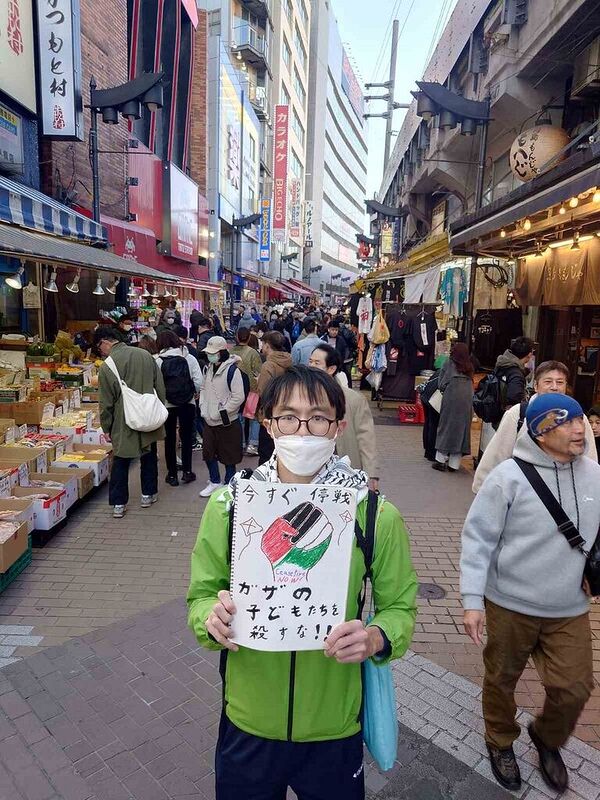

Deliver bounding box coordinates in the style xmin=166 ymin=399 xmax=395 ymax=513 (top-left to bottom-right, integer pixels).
xmin=12 ymin=487 xmax=67 ymax=530
xmin=0 ymin=498 xmax=35 ymax=535
xmin=51 ymin=453 xmax=109 ymax=487
xmin=29 ymin=473 xmax=78 ymax=511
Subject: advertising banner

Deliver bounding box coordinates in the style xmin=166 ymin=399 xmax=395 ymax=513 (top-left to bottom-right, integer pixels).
xmin=304 ymin=200 xmax=314 ymax=248
xmin=0 ymin=103 xmax=23 ymax=174
xmin=273 ymin=104 xmax=289 ymax=243
xmin=0 ymin=0 xmax=36 ymax=112
xmin=341 ymin=49 xmax=364 ymax=123
xmin=290 ymin=178 xmax=301 ymax=239
xmin=35 ymin=0 xmax=83 ymax=140
xmin=159 ymin=162 xmax=199 ymax=264
xmin=259 ymin=198 xmax=271 ymax=262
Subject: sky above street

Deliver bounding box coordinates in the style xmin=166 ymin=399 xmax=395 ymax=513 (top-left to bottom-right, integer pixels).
xmin=332 ymin=0 xmax=460 ymax=199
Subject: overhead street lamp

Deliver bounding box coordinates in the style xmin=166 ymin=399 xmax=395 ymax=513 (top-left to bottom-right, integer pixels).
xmin=230 ymin=214 xmax=261 ymax=321
xmin=88 ymin=72 xmax=164 ymax=222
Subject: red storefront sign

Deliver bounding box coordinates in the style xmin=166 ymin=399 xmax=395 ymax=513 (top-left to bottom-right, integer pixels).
xmin=128 ymin=142 xmax=163 ymax=236
xmin=273 ymin=104 xmax=289 ymax=243
xmin=103 ymin=217 xmax=157 ymax=265
xmin=159 ymin=162 xmax=199 ymax=264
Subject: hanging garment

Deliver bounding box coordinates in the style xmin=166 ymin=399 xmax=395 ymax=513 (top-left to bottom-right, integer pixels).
xmin=405 ymin=312 xmax=438 ymax=375
xmin=348 ymin=293 xmax=361 ymax=328
xmin=472 ymin=309 xmax=523 ymax=370
xmin=422 ymin=265 xmax=442 ymax=303
xmin=357 ymin=295 xmax=374 ymax=334
xmin=385 ymin=309 xmax=410 ymax=349
xmin=440 ymin=268 xmax=467 ymax=317
xmin=404 ymin=272 xmax=426 ymax=304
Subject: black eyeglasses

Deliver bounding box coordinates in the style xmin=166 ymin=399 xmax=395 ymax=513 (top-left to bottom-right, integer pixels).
xmin=272 ymin=415 xmax=338 ymax=437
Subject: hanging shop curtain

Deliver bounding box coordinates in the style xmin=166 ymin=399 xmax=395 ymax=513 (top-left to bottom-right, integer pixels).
xmin=516 ymin=238 xmax=600 ymax=306
xmin=403 ymin=264 xmax=441 ymax=304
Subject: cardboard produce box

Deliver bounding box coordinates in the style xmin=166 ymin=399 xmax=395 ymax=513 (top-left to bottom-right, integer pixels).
xmin=8 ymin=401 xmax=55 ymax=426
xmin=12 ymin=487 xmax=67 ymax=530
xmin=52 ymin=450 xmax=109 ymax=486
xmin=0 ymin=465 xmax=19 ymax=489
xmin=46 ymin=467 xmax=94 ymax=500
xmin=0 ymin=446 xmax=47 ymax=473
xmin=0 ymin=521 xmax=29 ymax=573
xmin=0 ymin=498 xmax=35 ymax=535
xmin=29 ymin=473 xmax=78 ymax=510
xmin=0 ymin=459 xmax=30 ymax=487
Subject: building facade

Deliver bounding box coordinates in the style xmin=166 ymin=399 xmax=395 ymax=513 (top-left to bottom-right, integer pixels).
xmin=305 ymin=0 xmax=368 ymax=297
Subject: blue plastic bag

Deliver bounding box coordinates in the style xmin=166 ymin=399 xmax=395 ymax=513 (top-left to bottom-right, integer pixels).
xmin=362 ymin=616 xmax=398 ymax=771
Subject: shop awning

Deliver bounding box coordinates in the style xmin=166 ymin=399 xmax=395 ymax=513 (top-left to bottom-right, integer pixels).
xmin=289 ymin=279 xmax=316 ymax=297
xmin=0 ymin=223 xmax=172 ymax=280
xmin=450 ymin=143 xmax=600 ymax=252
xmin=0 ymin=176 xmax=105 ymax=244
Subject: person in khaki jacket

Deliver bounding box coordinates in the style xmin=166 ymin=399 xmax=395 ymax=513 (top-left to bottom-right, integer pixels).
xmin=309 ymin=343 xmax=379 ymax=491
xmin=257 ymin=331 xmax=293 ymax=464
xmin=231 ymin=327 xmax=263 ymax=455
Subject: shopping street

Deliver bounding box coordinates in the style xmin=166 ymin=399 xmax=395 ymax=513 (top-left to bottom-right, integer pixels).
xmin=0 ymin=418 xmax=598 ymax=800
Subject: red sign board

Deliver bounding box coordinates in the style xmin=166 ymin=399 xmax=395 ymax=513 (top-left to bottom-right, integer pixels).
xmin=273 ymin=105 xmax=289 ymax=242
xmin=128 ymin=143 xmax=163 ymax=237
xmin=159 ymin=162 xmax=199 ymax=264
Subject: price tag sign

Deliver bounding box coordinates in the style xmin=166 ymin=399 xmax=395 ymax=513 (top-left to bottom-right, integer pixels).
xmin=36 ymin=453 xmax=48 ymax=473
xmin=41 ymin=403 xmax=55 ymax=423
xmin=0 ymin=475 xmax=11 ymax=498
xmin=54 ymin=440 xmax=66 ymax=458
xmin=18 ymin=424 xmax=27 ymax=439
xmin=4 ymin=427 xmax=16 ymax=444
xmin=18 ymin=463 xmax=29 ymax=486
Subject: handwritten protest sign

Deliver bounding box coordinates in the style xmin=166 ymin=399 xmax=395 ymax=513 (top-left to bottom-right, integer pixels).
xmin=230 ymin=480 xmax=358 ymax=651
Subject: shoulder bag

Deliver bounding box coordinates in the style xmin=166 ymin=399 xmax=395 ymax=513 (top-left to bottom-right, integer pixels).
xmin=513 ymin=457 xmax=600 ymax=596
xmin=105 ymin=356 xmax=168 ymax=433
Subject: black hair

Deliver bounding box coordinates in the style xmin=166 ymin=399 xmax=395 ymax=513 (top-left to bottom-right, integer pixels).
xmin=157 ymin=329 xmax=182 ymax=351
xmin=93 ymin=326 xmax=120 ymax=347
xmin=312 ymin=343 xmax=341 ymax=373
xmin=175 ymin=325 xmax=188 ymax=339
xmin=263 ymin=331 xmax=287 ymax=351
xmin=534 ymin=360 xmax=569 ymax=382
xmin=510 ymin=336 xmax=535 ymax=359
xmin=588 ymin=406 xmax=600 ymax=419
xmin=237 ymin=327 xmax=251 ymax=344
xmin=261 ymin=365 xmax=346 ymax=421
xmin=303 ymin=318 xmax=316 ymax=334
xmin=327 ymin=319 xmax=340 ymax=329
xmin=198 ymin=316 xmax=212 ymax=328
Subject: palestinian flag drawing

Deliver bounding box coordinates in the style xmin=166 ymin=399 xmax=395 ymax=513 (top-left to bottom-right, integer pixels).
xmin=261 ymin=502 xmax=334 ymax=578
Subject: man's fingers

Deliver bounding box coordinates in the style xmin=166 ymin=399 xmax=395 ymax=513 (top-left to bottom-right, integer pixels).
xmin=333 ymin=646 xmax=367 ymax=663
xmin=325 ymin=620 xmax=361 ymax=649
xmin=325 ymin=630 xmax=367 ymax=657
xmin=213 ymin=604 xmax=233 ymax=625
xmin=206 ymin=616 xmax=239 ymax=651
xmin=218 ymin=590 xmax=236 ymax=614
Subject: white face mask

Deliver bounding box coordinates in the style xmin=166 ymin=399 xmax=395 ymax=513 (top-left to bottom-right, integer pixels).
xmin=273 ymin=434 xmax=336 ymax=476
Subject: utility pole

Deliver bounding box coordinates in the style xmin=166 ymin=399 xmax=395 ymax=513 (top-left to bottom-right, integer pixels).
xmin=364 ymin=20 xmax=409 ymax=169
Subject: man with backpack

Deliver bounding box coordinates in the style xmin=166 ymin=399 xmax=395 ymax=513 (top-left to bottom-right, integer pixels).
xmin=155 ymin=330 xmax=203 ymax=486
xmin=461 ymin=393 xmax=599 ymax=794
xmin=95 ymin=326 xmax=167 ymax=519
xmin=473 ymin=361 xmax=598 ymax=492
xmin=187 ymin=365 xmax=417 ymax=800
xmin=494 ymin=337 xmax=535 ymax=414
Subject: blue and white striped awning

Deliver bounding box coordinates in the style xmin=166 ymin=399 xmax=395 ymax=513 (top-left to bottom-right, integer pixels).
xmin=0 ymin=176 xmax=106 ymax=245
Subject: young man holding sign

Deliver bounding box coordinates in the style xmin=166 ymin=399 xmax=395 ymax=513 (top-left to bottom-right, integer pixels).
xmin=188 ymin=365 xmax=417 ymax=800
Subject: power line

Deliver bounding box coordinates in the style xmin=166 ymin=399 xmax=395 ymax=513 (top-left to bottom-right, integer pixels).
xmin=370 ymin=0 xmax=403 ymax=83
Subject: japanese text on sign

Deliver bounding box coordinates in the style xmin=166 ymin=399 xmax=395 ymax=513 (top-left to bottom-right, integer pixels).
xmin=230 ymin=481 xmax=358 ymax=651
xmin=259 ymin=198 xmax=271 ymax=262
xmin=272 ymin=105 xmax=289 ymax=243
xmin=304 ymin=200 xmax=314 ymax=248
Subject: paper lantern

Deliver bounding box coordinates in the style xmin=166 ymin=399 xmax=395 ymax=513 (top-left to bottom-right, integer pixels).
xmin=509 ymin=126 xmax=571 ymax=182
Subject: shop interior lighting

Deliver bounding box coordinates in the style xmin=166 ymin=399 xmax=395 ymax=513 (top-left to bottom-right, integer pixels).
xmin=66 ymin=268 xmax=82 ymax=294
xmin=141 ymin=283 xmax=150 ymax=298
xmin=523 ymin=218 xmax=532 ymax=231
xmin=151 ymin=287 xmax=160 ymax=301
xmin=548 ymin=235 xmax=593 ymax=249
xmin=44 ymin=268 xmax=58 ymax=293
xmin=571 ymin=231 xmax=581 ymax=251
xmin=127 ymin=283 xmax=137 ymax=299
xmin=106 ymin=276 xmax=120 ymax=295
xmin=558 ymin=204 xmax=566 ymax=215
xmin=569 ymin=196 xmax=579 ymax=208
xmin=162 ymin=286 xmax=172 ymax=298
xmin=593 ymin=190 xmax=600 ymax=203
xmin=5 ymin=264 xmax=25 ymax=290
xmin=92 ymin=276 xmax=105 ymax=296
xmin=500 ymin=228 xmax=506 ymax=238
xmin=170 ymin=286 xmax=178 ymax=298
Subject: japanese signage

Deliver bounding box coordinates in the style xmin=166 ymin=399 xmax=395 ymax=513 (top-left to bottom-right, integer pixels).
xmin=35 ymin=0 xmax=83 ymax=140
xmin=341 ymin=49 xmax=364 ymax=124
xmin=392 ymin=219 xmax=401 ymax=256
xmin=0 ymin=103 xmax=23 ymax=174
xmin=304 ymin=200 xmax=314 ymax=248
xmin=259 ymin=198 xmax=271 ymax=262
xmin=273 ymin=104 xmax=289 ymax=243
xmin=380 ymin=222 xmax=393 ymax=255
xmin=0 ymin=0 xmax=36 ymax=112
xmin=230 ymin=481 xmax=357 ymax=651
xmin=290 ymin=178 xmax=302 ymax=240
xmin=227 ymin=124 xmax=240 ymax=189
xmin=160 ymin=162 xmax=199 ymax=264
xmin=128 ymin=140 xmax=163 ymax=236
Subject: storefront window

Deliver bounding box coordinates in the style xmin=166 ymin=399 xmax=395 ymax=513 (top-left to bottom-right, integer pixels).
xmin=0 ymin=257 xmax=41 ymax=337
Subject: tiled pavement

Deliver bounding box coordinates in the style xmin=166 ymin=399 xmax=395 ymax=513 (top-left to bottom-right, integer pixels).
xmin=0 ymin=418 xmax=599 ymax=797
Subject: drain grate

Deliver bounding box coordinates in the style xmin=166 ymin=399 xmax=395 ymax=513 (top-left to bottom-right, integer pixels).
xmin=417 ymin=582 xmax=446 ymax=600
xmin=373 ymin=417 xmax=400 ymax=426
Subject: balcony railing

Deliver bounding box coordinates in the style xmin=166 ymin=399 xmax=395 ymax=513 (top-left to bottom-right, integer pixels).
xmin=233 ymin=22 xmax=270 ymax=68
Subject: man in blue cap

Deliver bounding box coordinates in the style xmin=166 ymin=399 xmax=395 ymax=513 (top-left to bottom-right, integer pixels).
xmin=460 ymin=393 xmax=599 ymax=794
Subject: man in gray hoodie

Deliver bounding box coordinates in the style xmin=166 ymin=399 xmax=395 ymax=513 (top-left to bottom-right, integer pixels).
xmin=460 ymin=393 xmax=599 ymax=794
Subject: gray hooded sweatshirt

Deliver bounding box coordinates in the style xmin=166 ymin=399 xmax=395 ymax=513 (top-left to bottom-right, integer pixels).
xmin=461 ymin=431 xmax=600 ymax=618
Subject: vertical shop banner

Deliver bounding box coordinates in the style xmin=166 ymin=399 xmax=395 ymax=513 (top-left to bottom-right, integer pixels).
xmin=0 ymin=103 xmax=23 ymax=175
xmin=259 ymin=198 xmax=271 ymax=262
xmin=0 ymin=0 xmax=36 ymax=112
xmin=290 ymin=179 xmax=301 ymax=239
xmin=380 ymin=222 xmax=393 ymax=255
xmin=272 ymin=105 xmax=289 ymax=243
xmin=304 ymin=200 xmax=314 ymax=248
xmin=35 ymin=0 xmax=83 ymax=140
xmin=159 ymin=162 xmax=199 ymax=263
xmin=392 ymin=219 xmax=401 ymax=257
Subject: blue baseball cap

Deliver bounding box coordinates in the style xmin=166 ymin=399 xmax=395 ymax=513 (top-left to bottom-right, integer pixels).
xmin=526 ymin=394 xmax=584 ymax=438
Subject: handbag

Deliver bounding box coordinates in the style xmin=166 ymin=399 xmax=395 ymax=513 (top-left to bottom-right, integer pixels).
xmin=356 ymin=491 xmax=398 ymax=771
xmin=242 ymin=390 xmax=260 ymax=419
xmin=428 ymin=389 xmax=443 ymax=414
xmin=513 ymin=457 xmax=600 ymax=596
xmin=105 ymin=356 xmax=168 ymax=433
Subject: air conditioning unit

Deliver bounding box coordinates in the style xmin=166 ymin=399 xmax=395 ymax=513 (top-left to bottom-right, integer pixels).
xmin=571 ymin=37 xmax=600 ymax=98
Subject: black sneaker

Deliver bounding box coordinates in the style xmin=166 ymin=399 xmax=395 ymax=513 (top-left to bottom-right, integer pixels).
xmin=181 ymin=472 xmax=196 ymax=484
xmin=165 ymin=475 xmax=179 ymax=487
xmin=432 ymin=462 xmax=447 ymax=472
xmin=528 ymin=723 xmax=568 ymax=792
xmin=487 ymin=745 xmax=522 ymax=791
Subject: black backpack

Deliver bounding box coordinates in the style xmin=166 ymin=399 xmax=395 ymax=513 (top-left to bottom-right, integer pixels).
xmin=226 ymin=363 xmax=250 ymax=411
xmin=161 ymin=355 xmax=195 ymax=406
xmin=473 ymin=371 xmax=505 ymax=424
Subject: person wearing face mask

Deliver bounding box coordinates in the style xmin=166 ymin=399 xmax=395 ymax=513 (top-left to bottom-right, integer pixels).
xmin=198 ymin=336 xmax=246 ymax=497
xmin=116 ymin=314 xmax=137 ymax=345
xmin=256 ymin=331 xmax=293 ymax=465
xmin=473 ymin=361 xmax=598 ymax=492
xmin=187 ymin=365 xmax=417 ymax=800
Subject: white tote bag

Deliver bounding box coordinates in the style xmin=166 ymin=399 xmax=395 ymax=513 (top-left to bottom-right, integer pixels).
xmin=428 ymin=389 xmax=443 ymax=414
xmin=105 ymin=356 xmax=168 ymax=433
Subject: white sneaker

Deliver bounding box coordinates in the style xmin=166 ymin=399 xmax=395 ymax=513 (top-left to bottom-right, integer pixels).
xmin=113 ymin=505 xmax=127 ymax=519
xmin=245 ymin=444 xmax=259 ymax=456
xmin=199 ymin=482 xmax=224 ymax=498
xmin=141 ymin=494 xmax=158 ymax=508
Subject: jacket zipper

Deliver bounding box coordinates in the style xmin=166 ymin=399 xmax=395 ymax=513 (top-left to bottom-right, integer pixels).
xmin=287 ymin=652 xmax=297 ymax=741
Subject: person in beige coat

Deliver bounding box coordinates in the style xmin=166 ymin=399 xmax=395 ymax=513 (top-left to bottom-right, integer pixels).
xmin=309 ymin=343 xmax=379 ymax=491
xmin=473 ymin=360 xmax=597 ymax=493
xmin=257 ymin=331 xmax=293 ymax=464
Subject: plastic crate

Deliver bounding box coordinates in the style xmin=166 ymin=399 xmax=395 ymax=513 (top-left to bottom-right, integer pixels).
xmin=0 ymin=535 xmax=32 ymax=594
